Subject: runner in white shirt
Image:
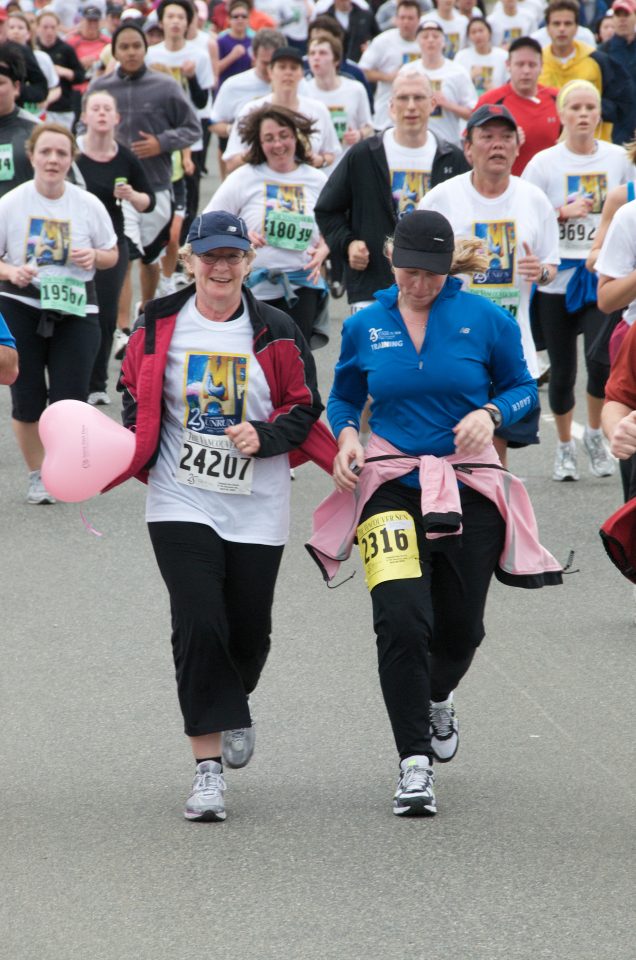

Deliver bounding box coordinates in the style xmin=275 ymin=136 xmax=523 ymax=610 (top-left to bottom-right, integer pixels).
xmin=223 ymin=45 xmax=341 ymax=172
xmin=419 ymin=103 xmax=559 ymax=465
xmin=522 ymin=80 xmax=630 ymax=481
xmin=358 ymin=0 xmax=421 ymax=129
xmin=210 ymin=29 xmax=286 ymax=179
xmin=454 ymin=17 xmax=509 ymax=96
xmin=399 ymin=20 xmax=477 ymax=145
xmin=487 ymin=0 xmax=535 ymax=50
xmin=305 ymin=34 xmax=372 ymax=156
xmin=208 ymin=103 xmax=329 ymax=345
xmin=423 ymin=0 xmax=469 ymax=59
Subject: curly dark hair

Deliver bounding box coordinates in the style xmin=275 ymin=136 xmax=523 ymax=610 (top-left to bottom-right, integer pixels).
xmin=238 ymin=104 xmax=317 ymax=167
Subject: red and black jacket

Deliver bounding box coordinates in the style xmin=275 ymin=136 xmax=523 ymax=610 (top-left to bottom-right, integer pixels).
xmin=105 ymin=283 xmax=337 ymax=491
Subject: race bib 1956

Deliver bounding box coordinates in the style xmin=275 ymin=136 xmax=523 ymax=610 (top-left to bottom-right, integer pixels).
xmin=177 ymin=431 xmax=254 ymax=495
xmin=40 ymin=275 xmax=87 ymax=316
xmin=357 ymin=510 xmax=421 ymax=591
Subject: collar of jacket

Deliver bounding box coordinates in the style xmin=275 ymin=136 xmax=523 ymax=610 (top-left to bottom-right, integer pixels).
xmin=140 ymin=282 xmax=273 ymax=355
xmin=0 ymin=107 xmax=20 ymax=127
xmin=117 ymin=64 xmax=148 ymax=82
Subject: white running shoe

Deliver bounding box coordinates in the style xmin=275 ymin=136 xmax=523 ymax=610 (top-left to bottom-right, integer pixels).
xmin=583 ymin=429 xmax=616 ymax=478
xmin=552 ymin=441 xmax=579 ymax=482
xmin=87 ymin=391 xmax=111 ymax=406
xmin=393 ymin=756 xmax=436 ymax=817
xmin=184 ymin=760 xmax=227 ymax=822
xmin=27 ymin=470 xmax=56 ymax=505
xmin=430 ymin=697 xmax=459 ymax=763
xmin=157 ymin=275 xmax=177 ymax=297
xmin=113 ymin=328 xmax=129 ymax=361
xmin=222 ymin=724 xmax=256 ymax=769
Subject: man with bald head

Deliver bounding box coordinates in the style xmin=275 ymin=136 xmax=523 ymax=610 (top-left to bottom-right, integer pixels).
xmin=315 ymin=68 xmax=469 ymax=309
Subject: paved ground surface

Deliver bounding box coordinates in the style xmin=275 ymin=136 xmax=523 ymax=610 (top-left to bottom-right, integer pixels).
xmin=1 ymin=168 xmax=635 ymax=959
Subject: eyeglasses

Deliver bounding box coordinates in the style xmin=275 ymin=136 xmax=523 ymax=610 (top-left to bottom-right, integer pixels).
xmin=230 ymin=12 xmax=249 ymax=18
xmin=196 ymin=251 xmax=247 ymax=265
xmin=260 ymin=131 xmax=295 ymax=144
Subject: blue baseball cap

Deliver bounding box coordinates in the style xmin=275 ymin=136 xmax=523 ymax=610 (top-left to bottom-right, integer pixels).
xmin=187 ymin=212 xmax=251 ymax=254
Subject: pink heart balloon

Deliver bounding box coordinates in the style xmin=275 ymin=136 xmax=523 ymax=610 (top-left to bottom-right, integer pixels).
xmin=39 ymin=400 xmax=135 ymax=502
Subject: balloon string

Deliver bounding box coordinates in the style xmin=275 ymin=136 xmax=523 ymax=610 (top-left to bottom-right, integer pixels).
xmin=79 ymin=507 xmax=103 ymax=538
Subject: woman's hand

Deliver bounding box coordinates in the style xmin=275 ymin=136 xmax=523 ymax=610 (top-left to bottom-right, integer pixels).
xmin=306 ymin=237 xmax=329 ymax=284
xmin=248 ymin=229 xmax=267 ymax=248
xmin=114 ymin=181 xmax=133 ymax=202
xmin=225 ymin=422 xmax=261 ymax=456
xmin=560 ymin=195 xmax=594 ymax=219
xmin=71 ymin=248 xmax=96 ymax=270
xmin=10 ymin=263 xmax=38 ymax=287
xmin=453 ymin=409 xmax=494 ymax=456
xmin=333 ymin=426 xmax=365 ymax=492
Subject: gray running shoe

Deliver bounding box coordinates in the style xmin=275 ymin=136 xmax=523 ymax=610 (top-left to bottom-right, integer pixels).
xmin=430 ymin=699 xmax=459 ymax=762
xmin=87 ymin=391 xmax=111 ymax=406
xmin=184 ymin=760 xmax=227 ymax=822
xmin=27 ymin=470 xmax=56 ymax=505
xmin=583 ymin=430 xmax=616 ymax=477
xmin=393 ymin=757 xmax=436 ymax=817
xmin=552 ymin=441 xmax=579 ymax=482
xmin=222 ymin=724 xmax=255 ymax=769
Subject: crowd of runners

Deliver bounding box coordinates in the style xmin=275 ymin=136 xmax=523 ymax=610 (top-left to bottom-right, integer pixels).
xmin=2 ymin=0 xmax=636 ymax=822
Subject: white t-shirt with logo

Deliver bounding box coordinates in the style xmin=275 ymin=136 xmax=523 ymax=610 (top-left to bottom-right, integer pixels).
xmin=0 ymin=180 xmax=117 ymax=312
xmin=398 ymin=57 xmax=478 ymax=145
xmin=383 ymin=127 xmax=437 ymax=218
xmin=145 ymin=41 xmax=213 ymax=150
xmin=204 ymin=162 xmax=327 ymax=299
xmin=210 ymin=68 xmax=271 ymax=123
xmin=595 ymin=200 xmax=636 ymax=327
xmin=454 ymin=45 xmax=509 ymax=96
xmin=419 ymin=171 xmax=560 ymax=377
xmin=522 ymin=140 xmax=632 ymax=293
xmin=304 ymin=76 xmax=372 ymax=153
xmin=359 ymin=28 xmax=421 ymax=129
xmin=146 ymin=295 xmax=291 ymax=544
xmin=487 ymin=9 xmax=535 ymax=48
xmin=223 ymin=93 xmax=342 ymax=167
xmin=422 ymin=10 xmax=469 ymax=59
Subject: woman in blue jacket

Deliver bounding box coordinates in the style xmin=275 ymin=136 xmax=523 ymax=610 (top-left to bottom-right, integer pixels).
xmin=329 ymin=210 xmax=541 ymax=818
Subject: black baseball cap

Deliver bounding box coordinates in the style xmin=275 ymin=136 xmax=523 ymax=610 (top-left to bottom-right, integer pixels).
xmin=81 ymin=5 xmax=102 ymax=20
xmin=270 ymin=45 xmax=304 ymax=66
xmin=187 ymin=212 xmax=251 ymax=254
xmin=392 ymin=211 xmax=454 ymax=274
xmin=466 ymin=103 xmax=518 ymax=133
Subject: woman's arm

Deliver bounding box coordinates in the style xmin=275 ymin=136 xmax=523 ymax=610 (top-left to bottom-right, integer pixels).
xmin=597 ymin=270 xmax=636 ymax=314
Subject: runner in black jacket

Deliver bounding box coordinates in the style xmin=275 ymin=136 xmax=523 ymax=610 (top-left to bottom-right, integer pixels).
xmin=315 ymin=70 xmax=470 ymax=306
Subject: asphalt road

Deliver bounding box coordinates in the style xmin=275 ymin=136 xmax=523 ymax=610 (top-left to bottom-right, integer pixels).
xmin=1 ymin=167 xmax=635 ymax=959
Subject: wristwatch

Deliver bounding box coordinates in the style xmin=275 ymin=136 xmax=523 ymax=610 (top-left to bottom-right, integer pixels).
xmin=537 ymin=265 xmax=551 ymax=286
xmin=481 ymin=405 xmax=503 ymax=428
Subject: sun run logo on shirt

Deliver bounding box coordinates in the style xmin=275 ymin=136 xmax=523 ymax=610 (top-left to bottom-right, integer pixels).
xmin=391 ymin=170 xmax=431 ymax=218
xmin=444 ymin=34 xmax=460 ymax=59
xmin=470 ymin=65 xmax=493 ymax=95
xmin=472 ymin=220 xmax=516 ymax=286
xmin=369 ymin=326 xmax=404 ymax=349
xmin=503 ymin=28 xmax=522 ymax=45
xmin=184 ymin=351 xmax=249 ymax=434
xmin=26 ymin=218 xmax=70 ymax=266
xmin=402 ymin=52 xmax=420 ymax=64
xmin=565 ymin=173 xmax=607 ymax=214
xmin=429 ymin=79 xmax=443 ymax=117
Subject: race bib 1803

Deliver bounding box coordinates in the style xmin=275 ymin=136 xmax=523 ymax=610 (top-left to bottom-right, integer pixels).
xmin=40 ymin=275 xmax=87 ymax=316
xmin=265 ymin=209 xmax=314 ymax=251
xmin=357 ymin=510 xmax=421 ymax=591
xmin=177 ymin=430 xmax=254 ymax=495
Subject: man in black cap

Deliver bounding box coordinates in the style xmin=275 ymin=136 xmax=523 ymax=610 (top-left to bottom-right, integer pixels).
xmin=314 ymin=68 xmax=468 ymax=310
xmin=223 ymin=45 xmax=342 ymax=173
xmin=419 ymin=103 xmax=559 ymax=464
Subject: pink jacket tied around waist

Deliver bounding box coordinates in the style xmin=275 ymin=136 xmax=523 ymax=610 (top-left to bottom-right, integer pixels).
xmin=306 ymin=434 xmax=563 ymax=589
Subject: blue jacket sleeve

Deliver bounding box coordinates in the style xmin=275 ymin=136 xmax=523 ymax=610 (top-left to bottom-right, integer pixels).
xmin=327 ymin=317 xmax=370 ymax=439
xmin=488 ymin=309 xmax=538 ymax=425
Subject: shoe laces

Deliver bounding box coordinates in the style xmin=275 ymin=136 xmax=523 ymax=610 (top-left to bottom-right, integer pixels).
xmin=401 ymin=764 xmax=434 ymax=794
xmin=228 ymin=728 xmax=246 ymax=747
xmin=431 ymin=704 xmax=455 ymax=737
xmin=586 ymin=434 xmax=606 ymax=459
xmin=193 ymin=770 xmax=226 ymax=797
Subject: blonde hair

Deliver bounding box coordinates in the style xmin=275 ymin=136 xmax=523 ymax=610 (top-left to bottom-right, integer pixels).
xmin=556 ymin=79 xmax=600 ymax=114
xmin=384 ymin=235 xmax=489 ymax=277
xmin=26 ymin=122 xmax=78 ymax=160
